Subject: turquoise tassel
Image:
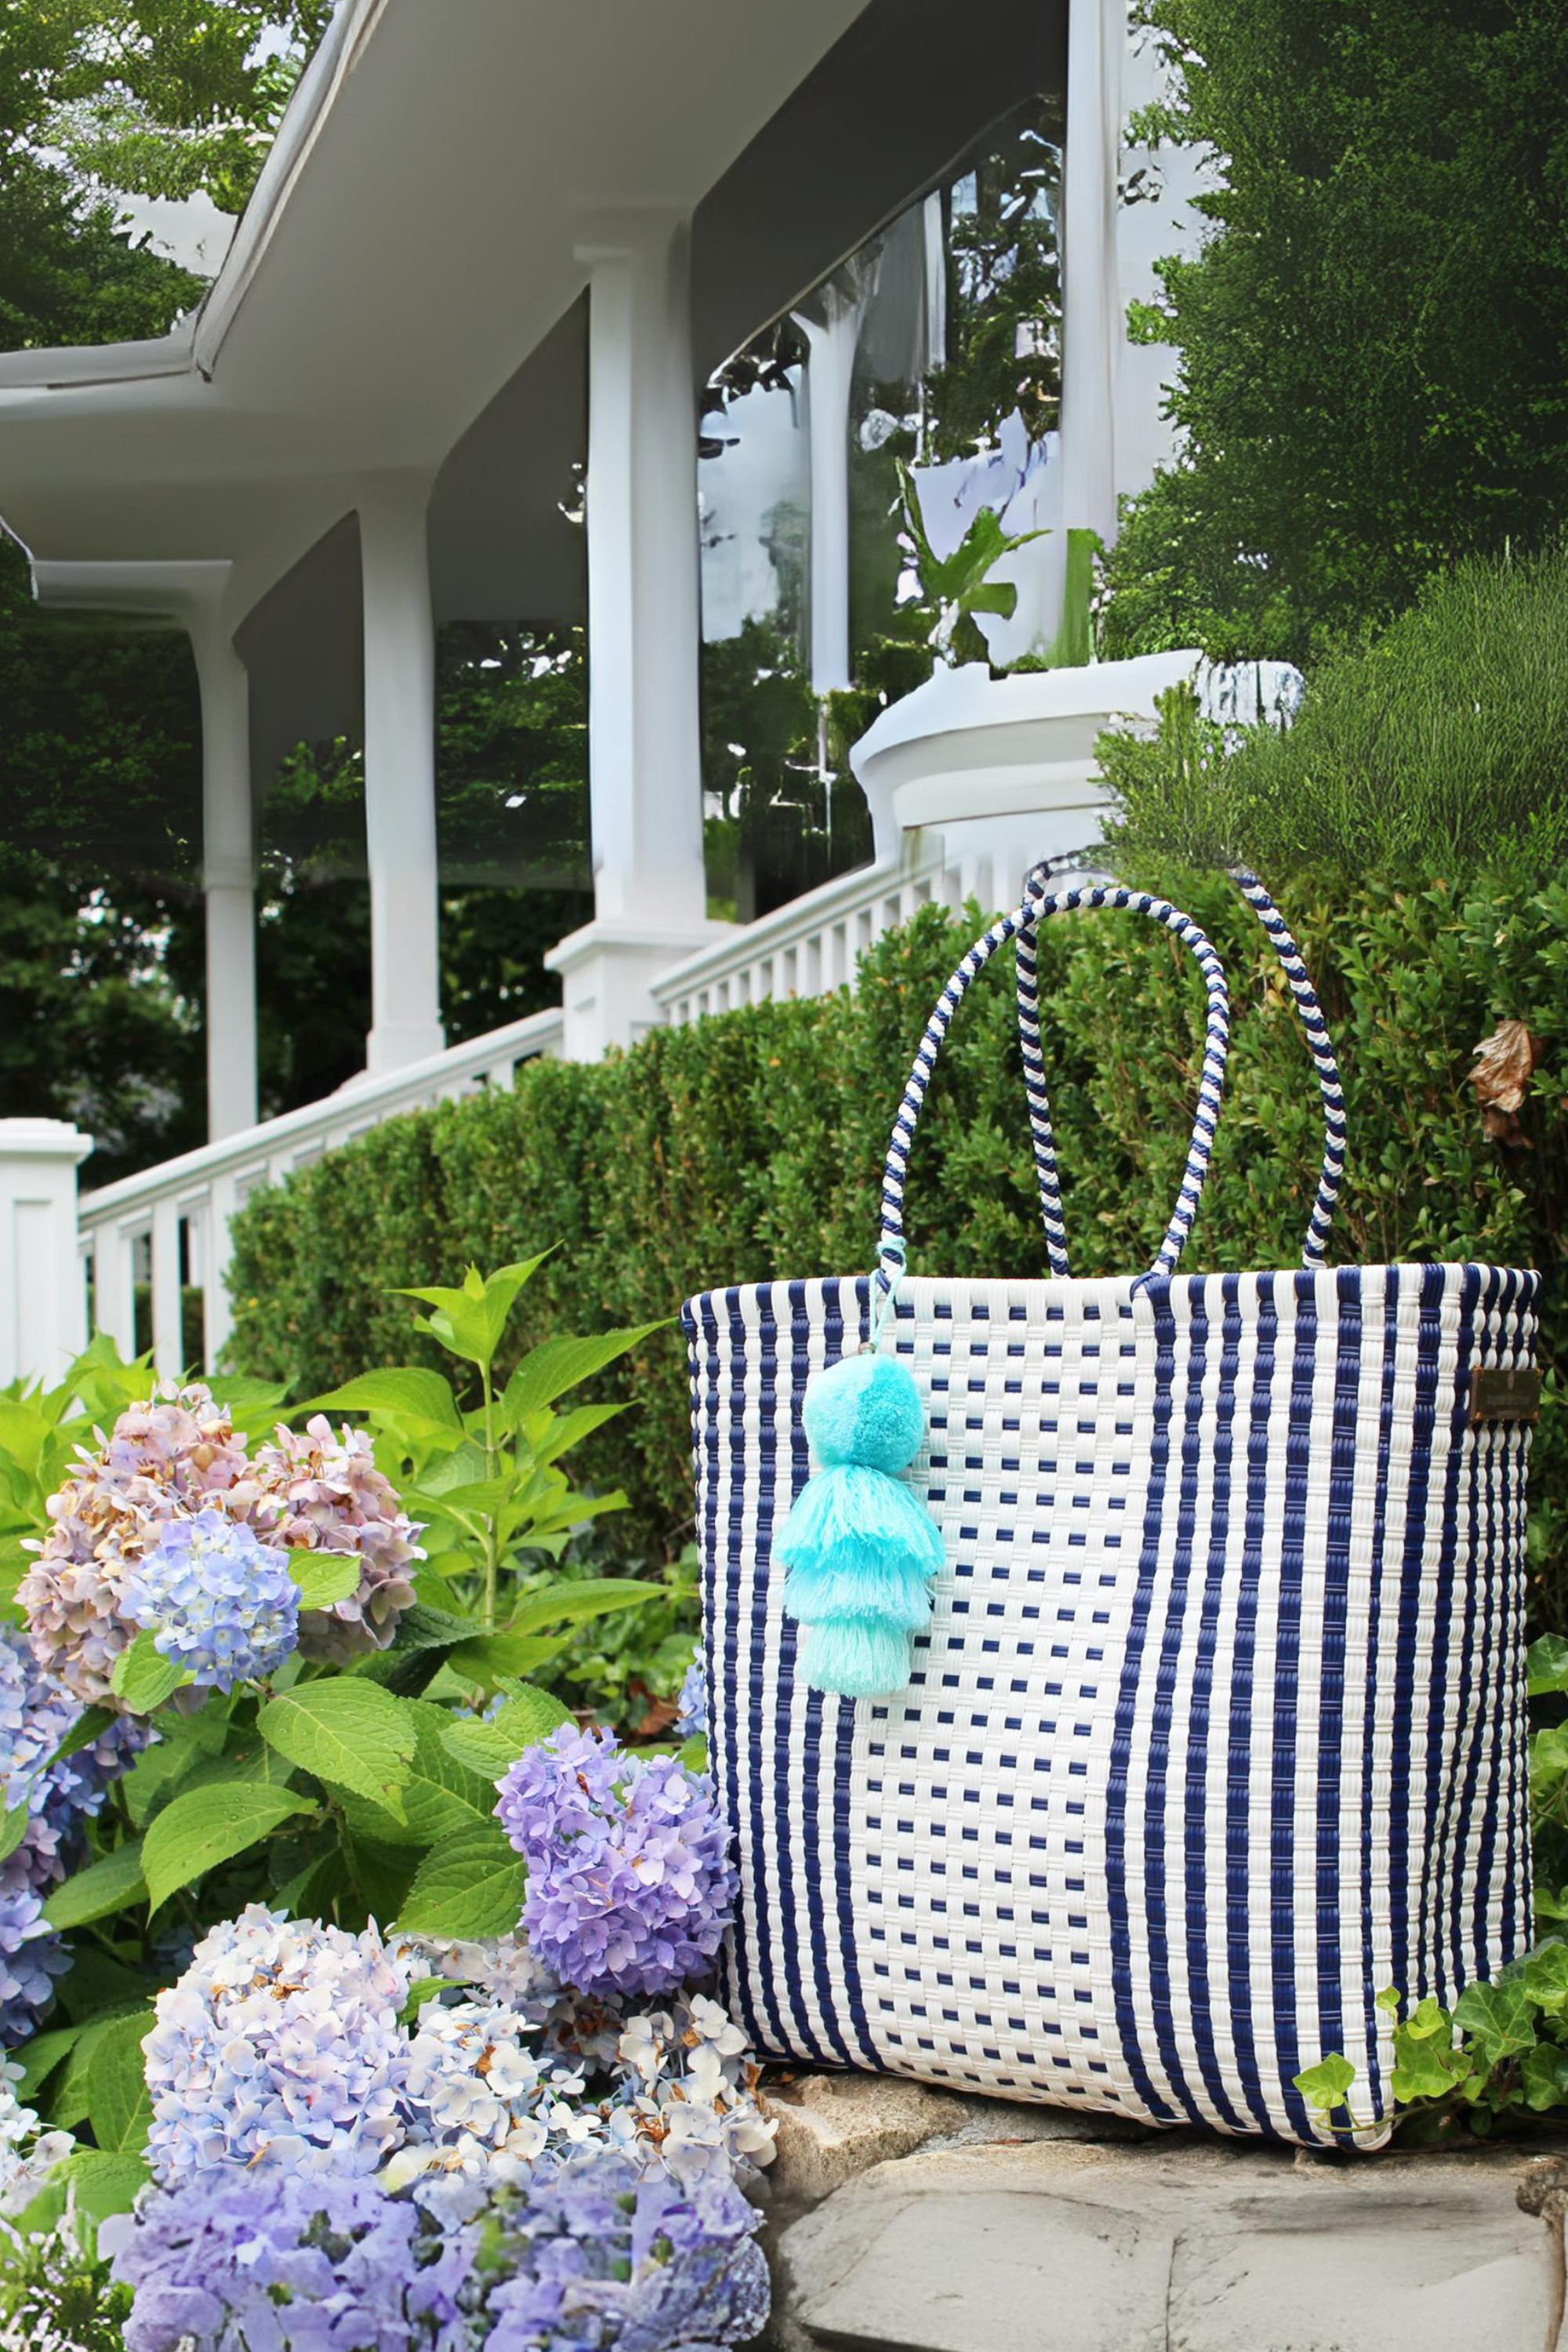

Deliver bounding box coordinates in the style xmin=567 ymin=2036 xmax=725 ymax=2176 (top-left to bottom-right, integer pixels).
xmin=777 ymin=1348 xmax=943 ymax=1700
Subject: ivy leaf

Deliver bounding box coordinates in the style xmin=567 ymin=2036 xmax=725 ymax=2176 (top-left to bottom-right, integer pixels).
xmin=45 ymin=1838 xmax=147 ymax=1930
xmin=1452 ymin=1976 xmax=1539 ymax=2068
xmin=109 ymin=1629 xmax=189 ymax=1715
xmin=1528 ymin=1633 xmax=1568 ymax=1697
xmin=1521 ymin=2042 xmax=1568 ymax=2112
xmin=142 ymin=1784 xmax=314 ymax=1914
xmin=395 ymin=1822 xmax=527 ymax=1940
xmin=1293 ymin=2053 xmax=1356 ymax=2114
xmin=1523 ymin=1940 xmax=1568 ymax=2016
xmin=85 ymin=2013 xmax=155 ymax=2154
xmin=289 ymin=1554 xmax=362 ymax=1611
xmin=258 ymin=1679 xmax=417 ymax=1817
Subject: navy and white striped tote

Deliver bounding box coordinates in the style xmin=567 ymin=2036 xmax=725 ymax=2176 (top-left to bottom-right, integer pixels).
xmin=682 ymin=871 xmax=1539 ymax=2147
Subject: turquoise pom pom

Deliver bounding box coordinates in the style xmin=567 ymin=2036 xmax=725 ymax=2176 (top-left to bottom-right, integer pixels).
xmin=778 ymin=1344 xmax=942 ymax=1700
xmin=802 ymin=1349 xmax=924 ymax=1472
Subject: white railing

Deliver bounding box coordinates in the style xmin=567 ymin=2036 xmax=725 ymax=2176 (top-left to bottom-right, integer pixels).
xmin=77 ymin=1007 xmax=563 ymax=1379
xmin=652 ymin=837 xmax=964 ymax=1025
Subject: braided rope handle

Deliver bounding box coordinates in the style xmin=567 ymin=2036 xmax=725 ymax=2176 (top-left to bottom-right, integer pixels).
xmin=879 ymin=885 xmax=1231 ymax=1290
xmin=1014 ymin=865 xmax=1345 ymax=1275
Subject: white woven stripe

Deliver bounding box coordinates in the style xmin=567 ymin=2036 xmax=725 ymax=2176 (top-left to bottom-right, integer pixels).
xmin=690 ymin=1261 xmax=1537 ymax=2147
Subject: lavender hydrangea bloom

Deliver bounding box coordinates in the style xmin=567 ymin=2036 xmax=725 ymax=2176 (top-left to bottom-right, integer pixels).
xmin=18 ymin=1382 xmax=248 ymax=1702
xmin=674 ymin=1653 xmax=707 ymax=1744
xmin=110 ymin=2167 xmax=477 ymax=2352
xmin=143 ymin=1905 xmax=421 ymax=2180
xmin=120 ymin=1512 xmax=298 ymax=1693
xmin=483 ymin=2151 xmax=769 ymax=2352
xmin=496 ymin=1726 xmax=736 ymax=2001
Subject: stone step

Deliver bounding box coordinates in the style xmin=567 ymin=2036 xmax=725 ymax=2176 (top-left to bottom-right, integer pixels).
xmin=758 ymin=2074 xmax=1568 ymax=2352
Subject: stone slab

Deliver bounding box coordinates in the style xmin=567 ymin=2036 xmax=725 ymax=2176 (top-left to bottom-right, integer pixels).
xmin=768 ymin=2135 xmax=1568 ymax=2352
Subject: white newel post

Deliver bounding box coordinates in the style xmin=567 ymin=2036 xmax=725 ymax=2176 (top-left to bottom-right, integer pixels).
xmin=0 ymin=1121 xmax=92 ymax=1388
xmin=546 ymin=209 xmax=730 ymax=1058
xmin=1058 ymin=0 xmax=1124 ymax=550
xmin=360 ymin=478 xmax=446 ymax=1076
xmin=190 ymin=615 xmax=260 ymax=1139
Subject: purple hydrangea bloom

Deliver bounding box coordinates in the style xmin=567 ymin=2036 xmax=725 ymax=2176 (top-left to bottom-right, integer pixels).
xmin=109 ymin=2166 xmax=477 ymax=2352
xmin=0 ymin=1626 xmax=148 ymax=2038
xmin=120 ymin=1510 xmax=298 ymax=1693
xmin=484 ymin=2151 xmax=769 ymax=2352
xmin=495 ymin=1725 xmax=736 ymax=2000
xmin=674 ymin=1653 xmax=707 ymax=1744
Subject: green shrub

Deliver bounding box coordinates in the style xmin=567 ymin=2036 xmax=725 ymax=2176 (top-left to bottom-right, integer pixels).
xmin=1098 ymin=546 xmax=1568 ymax=880
xmin=226 ymin=875 xmax=1568 ymax=1621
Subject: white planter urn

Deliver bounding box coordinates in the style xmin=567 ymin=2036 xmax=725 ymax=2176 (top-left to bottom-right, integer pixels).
xmin=848 ymin=651 xmax=1203 ymax=888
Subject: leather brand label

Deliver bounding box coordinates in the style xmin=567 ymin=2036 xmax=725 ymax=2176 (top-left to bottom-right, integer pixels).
xmin=1468 ymin=1367 xmax=1543 ymax=1425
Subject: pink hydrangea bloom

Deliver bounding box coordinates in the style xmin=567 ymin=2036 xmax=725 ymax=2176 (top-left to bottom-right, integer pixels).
xmin=17 ymin=1383 xmax=249 ymax=1704
xmin=234 ymin=1416 xmax=422 ymax=1663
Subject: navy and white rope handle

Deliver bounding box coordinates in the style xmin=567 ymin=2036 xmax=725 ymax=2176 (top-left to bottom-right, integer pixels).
xmin=1014 ymin=865 xmax=1347 ymax=1276
xmin=878 ymin=884 xmax=1232 ymax=1292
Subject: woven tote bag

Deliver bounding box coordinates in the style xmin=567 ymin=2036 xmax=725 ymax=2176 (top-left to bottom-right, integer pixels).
xmin=681 ymin=870 xmax=1540 ymax=2149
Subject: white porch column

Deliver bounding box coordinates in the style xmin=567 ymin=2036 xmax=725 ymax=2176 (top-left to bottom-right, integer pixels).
xmin=359 ymin=477 xmax=445 ymax=1075
xmin=546 ymin=209 xmax=729 ymax=1059
xmin=0 ymin=1120 xmax=92 ymax=1388
xmin=793 ymin=288 xmax=865 ymax=699
xmin=1058 ymin=0 xmax=1125 ymax=548
xmin=188 ymin=614 xmax=259 ymax=1139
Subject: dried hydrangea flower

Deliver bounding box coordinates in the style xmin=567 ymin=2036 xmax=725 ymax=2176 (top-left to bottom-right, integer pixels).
xmin=17 ymin=1382 xmax=248 ymax=1704
xmin=143 ymin=1904 xmax=424 ymax=2180
xmin=120 ymin=1511 xmax=297 ymax=1694
xmin=235 ymin=1416 xmax=421 ymax=1664
xmin=495 ymin=1722 xmax=737 ymax=2000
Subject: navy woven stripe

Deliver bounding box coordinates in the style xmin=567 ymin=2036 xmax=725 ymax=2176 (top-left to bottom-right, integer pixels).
xmin=828 ymin=1275 xmax=888 ymax=2071
xmin=1269 ymin=1276 xmax=1316 ymax=2144
xmin=1314 ymin=1268 xmax=1360 ymax=2091
xmin=1227 ymin=1271 xmax=1276 ymax=2130
xmin=1443 ymin=1270 xmax=1498 ymax=1996
xmin=1386 ymin=1266 xmax=1445 ymax=2004
xmin=1180 ymin=1278 xmax=1248 ymax=2132
xmin=763 ymin=1281 xmax=839 ymax=2066
xmin=1105 ymin=1279 xmax=1181 ymax=2122
xmin=1357 ymin=1268 xmax=1400 ymax=2118
xmin=1496 ymin=1273 xmax=1537 ymax=1959
xmin=1418 ymin=1266 xmax=1480 ymax=2007
xmin=725 ymin=1286 xmax=792 ymax=2058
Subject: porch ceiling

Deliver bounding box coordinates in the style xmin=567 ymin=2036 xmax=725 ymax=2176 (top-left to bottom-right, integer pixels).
xmin=0 ymin=0 xmax=866 ymax=636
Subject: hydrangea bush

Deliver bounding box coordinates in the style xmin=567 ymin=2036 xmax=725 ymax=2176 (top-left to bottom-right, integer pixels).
xmin=0 ymin=1265 xmax=765 ymax=2352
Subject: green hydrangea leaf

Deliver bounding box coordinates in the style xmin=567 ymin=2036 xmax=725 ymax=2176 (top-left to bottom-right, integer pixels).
xmin=54 ymin=2147 xmax=151 ymax=2223
xmin=394 ymin=1822 xmax=526 ymax=1940
xmin=109 ymin=1628 xmax=189 ymax=1715
xmin=85 ymin=2012 xmax=155 ymax=2154
xmin=142 ymin=1783 xmax=314 ymax=1914
xmin=45 ymin=1838 xmax=148 ymax=1930
xmin=289 ymin=1554 xmax=362 ymax=1611
xmin=258 ymin=1679 xmax=417 ymax=1817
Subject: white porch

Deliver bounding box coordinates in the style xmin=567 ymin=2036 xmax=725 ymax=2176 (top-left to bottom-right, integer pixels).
xmin=0 ymin=0 xmax=1200 ymax=1388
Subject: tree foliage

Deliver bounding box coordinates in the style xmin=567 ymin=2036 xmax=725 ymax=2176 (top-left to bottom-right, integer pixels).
xmin=1103 ymin=0 xmax=1568 ymax=663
